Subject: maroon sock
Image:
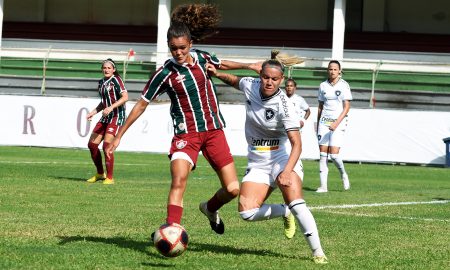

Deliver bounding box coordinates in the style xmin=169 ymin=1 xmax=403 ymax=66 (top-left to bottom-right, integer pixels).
xmin=166 ymin=204 xmax=183 ymax=225
xmin=102 ymin=142 xmax=114 ymax=179
xmin=207 ymin=193 xmax=224 ymax=213
xmin=88 ymin=141 xmax=104 ymax=174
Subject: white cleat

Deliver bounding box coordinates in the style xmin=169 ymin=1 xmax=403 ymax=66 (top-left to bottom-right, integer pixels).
xmin=342 ymin=173 xmax=350 ymax=190
xmin=316 ymin=187 xmax=328 ymax=193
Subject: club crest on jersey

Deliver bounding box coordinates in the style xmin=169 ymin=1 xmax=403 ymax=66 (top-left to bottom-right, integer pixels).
xmin=176 ymin=139 xmax=187 ymax=149
xmin=335 ymin=90 xmax=341 ymax=96
xmin=175 ymin=74 xmax=186 ymax=83
xmin=265 ymin=108 xmax=275 ymax=121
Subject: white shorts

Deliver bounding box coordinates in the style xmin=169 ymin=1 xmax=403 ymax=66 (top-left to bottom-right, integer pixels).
xmin=317 ymin=116 xmax=348 ymax=147
xmin=242 ymin=154 xmax=304 ymax=189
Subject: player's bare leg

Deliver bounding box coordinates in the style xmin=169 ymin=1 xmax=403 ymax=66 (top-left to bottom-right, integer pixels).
xmin=238 ymin=182 xmax=294 ymax=238
xmin=200 ymin=162 xmax=239 ymax=234
xmin=167 ymin=159 xmax=191 ymax=225
xmin=102 ymin=133 xmax=116 ymax=184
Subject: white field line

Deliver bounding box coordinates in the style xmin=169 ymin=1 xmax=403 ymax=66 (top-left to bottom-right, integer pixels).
xmin=310 ymin=200 xmax=450 ymax=222
xmin=309 ymin=200 xmax=449 ymax=210
xmin=317 ymin=210 xmax=449 ymax=222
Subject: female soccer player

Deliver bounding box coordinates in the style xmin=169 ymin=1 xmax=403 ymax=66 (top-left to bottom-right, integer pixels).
xmin=284 ymin=78 xmax=311 ymax=128
xmin=207 ymin=59 xmax=328 ymax=264
xmin=106 ymin=4 xmax=260 ymax=234
xmin=316 ymin=60 xmax=352 ymax=193
xmin=86 ymin=58 xmax=128 ymax=185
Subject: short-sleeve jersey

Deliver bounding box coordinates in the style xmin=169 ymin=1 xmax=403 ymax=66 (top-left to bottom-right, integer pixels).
xmin=239 ymin=77 xmax=300 ymax=162
xmin=141 ymin=49 xmax=224 ymax=135
xmin=288 ymin=94 xmax=309 ymax=119
xmin=97 ymin=75 xmax=127 ymax=125
xmin=318 ymin=78 xmax=352 ymax=119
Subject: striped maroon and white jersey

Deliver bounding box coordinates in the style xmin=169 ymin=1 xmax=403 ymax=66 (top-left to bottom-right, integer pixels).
xmin=97 ymin=75 xmax=127 ymax=125
xmin=141 ymin=49 xmax=225 ymax=135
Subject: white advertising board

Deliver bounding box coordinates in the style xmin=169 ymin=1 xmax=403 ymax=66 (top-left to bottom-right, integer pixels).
xmin=1 ymin=95 xmax=449 ymax=165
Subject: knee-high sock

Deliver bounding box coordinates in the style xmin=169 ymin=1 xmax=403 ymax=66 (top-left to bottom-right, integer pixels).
xmin=330 ymin=153 xmax=347 ymax=177
xmin=239 ymin=204 xmax=288 ymax=221
xmin=289 ymin=199 xmax=324 ymax=256
xmin=166 ymin=204 xmax=183 ymax=225
xmin=102 ymin=142 xmax=114 ymax=179
xmin=88 ymin=141 xmax=104 ymax=174
xmin=207 ymin=193 xmax=223 ymax=213
xmin=319 ymin=152 xmax=329 ymax=188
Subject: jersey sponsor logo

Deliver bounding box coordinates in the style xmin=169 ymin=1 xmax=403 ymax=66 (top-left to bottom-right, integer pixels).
xmin=320 ymin=116 xmax=336 ymax=126
xmin=107 ymin=127 xmax=115 ymax=133
xmin=175 ymin=74 xmax=186 ymax=83
xmin=265 ymin=108 xmax=275 ymax=120
xmin=335 ymin=90 xmax=341 ymax=96
xmin=175 ymin=139 xmax=187 ymax=149
xmin=250 ymin=137 xmax=280 ymax=152
xmin=280 ymin=94 xmax=290 ymax=117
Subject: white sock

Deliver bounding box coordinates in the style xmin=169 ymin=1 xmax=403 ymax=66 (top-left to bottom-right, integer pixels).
xmin=289 ymin=199 xmax=324 ymax=256
xmin=330 ymin=153 xmax=347 ymax=177
xmin=239 ymin=204 xmax=288 ymax=221
xmin=319 ymin=152 xmax=329 ymax=188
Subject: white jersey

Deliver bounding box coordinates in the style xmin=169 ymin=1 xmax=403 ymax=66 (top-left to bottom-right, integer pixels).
xmin=238 ymin=77 xmax=300 ymax=164
xmin=288 ymin=94 xmax=309 ymax=119
xmin=318 ymin=78 xmax=352 ymax=119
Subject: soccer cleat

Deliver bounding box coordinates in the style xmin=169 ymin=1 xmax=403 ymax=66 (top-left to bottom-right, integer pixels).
xmin=342 ymin=173 xmax=350 ymax=190
xmin=316 ymin=187 xmax=328 ymax=193
xmin=283 ymin=212 xmax=296 ymax=239
xmin=313 ymin=255 xmax=329 ymax=264
xmin=103 ymin=178 xmax=114 ymax=185
xmin=199 ymin=202 xmax=225 ymax=234
xmin=86 ymin=173 xmax=106 ymax=183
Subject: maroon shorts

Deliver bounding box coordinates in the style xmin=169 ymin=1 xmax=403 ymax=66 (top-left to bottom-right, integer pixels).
xmin=169 ymin=129 xmax=234 ymax=170
xmin=92 ymin=121 xmax=120 ymax=136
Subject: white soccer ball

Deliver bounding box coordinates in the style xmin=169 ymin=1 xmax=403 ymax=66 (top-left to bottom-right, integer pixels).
xmin=153 ymin=223 xmax=189 ymax=257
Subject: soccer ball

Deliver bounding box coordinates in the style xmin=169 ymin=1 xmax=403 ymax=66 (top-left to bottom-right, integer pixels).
xmin=153 ymin=223 xmax=189 ymax=257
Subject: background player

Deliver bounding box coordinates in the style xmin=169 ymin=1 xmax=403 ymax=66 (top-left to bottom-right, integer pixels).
xmin=106 ymin=4 xmax=260 ymax=234
xmin=284 ymin=78 xmax=311 ymax=128
xmin=206 ymin=59 xmax=328 ymax=264
xmin=316 ymin=60 xmax=352 ymax=193
xmin=86 ymin=58 xmax=128 ymax=185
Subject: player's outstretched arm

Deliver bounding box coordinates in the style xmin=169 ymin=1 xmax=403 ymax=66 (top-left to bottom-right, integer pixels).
xmin=206 ymin=63 xmax=240 ymax=90
xmin=220 ymin=59 xmax=262 ymax=74
xmin=106 ymin=98 xmax=149 ymax=157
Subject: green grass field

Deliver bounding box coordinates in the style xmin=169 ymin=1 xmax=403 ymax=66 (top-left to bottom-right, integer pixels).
xmin=0 ymin=146 xmax=449 ymax=269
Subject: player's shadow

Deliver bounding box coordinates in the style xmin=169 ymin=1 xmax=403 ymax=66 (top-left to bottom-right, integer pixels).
xmin=57 ymin=235 xmax=175 ymax=268
xmin=188 ymin=241 xmax=299 ymax=259
xmin=303 ymin=186 xmax=318 ymax=192
xmin=57 ymin=235 xmax=304 ymax=260
xmin=57 ymin=235 xmax=154 ymax=256
xmin=50 ymin=176 xmax=88 ymax=182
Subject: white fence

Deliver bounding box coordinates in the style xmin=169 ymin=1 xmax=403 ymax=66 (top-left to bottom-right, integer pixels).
xmin=1 ymin=95 xmax=449 ymax=166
